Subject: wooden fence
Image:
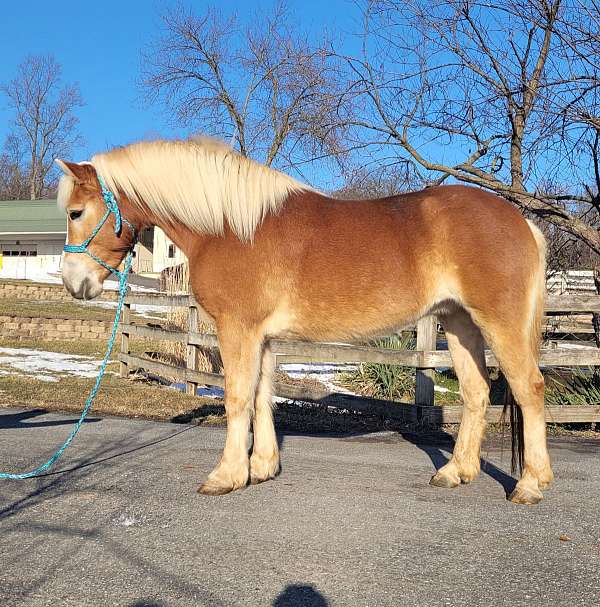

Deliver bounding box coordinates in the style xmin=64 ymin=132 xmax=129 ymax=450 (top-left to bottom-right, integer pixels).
xmin=119 ymin=292 xmax=600 ymax=424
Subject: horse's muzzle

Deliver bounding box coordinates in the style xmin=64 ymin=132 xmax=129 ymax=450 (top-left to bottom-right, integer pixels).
xmin=62 ymin=257 xmax=104 ymax=300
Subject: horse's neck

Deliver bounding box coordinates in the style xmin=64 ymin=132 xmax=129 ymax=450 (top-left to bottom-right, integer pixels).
xmin=123 ymin=197 xmax=210 ymax=260
xmin=153 ymin=216 xmax=208 ymax=260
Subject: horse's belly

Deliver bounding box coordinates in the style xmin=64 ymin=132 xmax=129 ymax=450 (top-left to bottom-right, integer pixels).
xmin=266 ymin=292 xmax=424 ymax=342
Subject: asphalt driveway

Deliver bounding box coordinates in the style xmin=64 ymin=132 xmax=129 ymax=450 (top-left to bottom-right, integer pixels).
xmin=0 ymin=408 xmax=598 ymax=607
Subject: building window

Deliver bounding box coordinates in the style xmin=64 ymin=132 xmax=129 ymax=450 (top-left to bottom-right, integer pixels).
xmin=168 ymin=244 xmax=176 ymax=258
xmin=2 ymin=250 xmax=37 ymax=257
xmin=138 ymin=227 xmax=154 ymax=251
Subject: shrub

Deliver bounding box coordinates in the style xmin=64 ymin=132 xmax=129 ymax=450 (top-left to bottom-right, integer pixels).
xmin=545 ymin=367 xmax=600 ymax=406
xmin=337 ymin=333 xmax=416 ymax=401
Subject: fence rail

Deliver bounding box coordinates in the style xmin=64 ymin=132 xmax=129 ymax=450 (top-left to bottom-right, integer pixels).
xmin=119 ymin=292 xmax=600 ymax=423
xmin=125 ymin=292 xmax=600 ymax=312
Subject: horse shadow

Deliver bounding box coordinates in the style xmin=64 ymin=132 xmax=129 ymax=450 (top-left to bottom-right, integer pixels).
xmin=396 ymin=428 xmax=517 ymax=495
xmin=0 ymin=408 xmax=101 ymax=430
xmin=272 ymin=391 xmax=518 ymax=496
xmin=172 ymin=395 xmax=517 ymax=496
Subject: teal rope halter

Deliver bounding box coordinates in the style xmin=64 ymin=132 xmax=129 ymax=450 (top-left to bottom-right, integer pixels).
xmin=0 ymin=175 xmax=136 ymax=480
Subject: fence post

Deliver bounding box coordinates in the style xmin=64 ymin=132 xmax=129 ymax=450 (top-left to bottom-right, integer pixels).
xmin=415 ymin=315 xmax=437 ymax=406
xmin=120 ymin=301 xmax=131 ymax=378
xmin=592 ymin=268 xmax=600 ymax=348
xmin=186 ymin=296 xmax=199 ymax=396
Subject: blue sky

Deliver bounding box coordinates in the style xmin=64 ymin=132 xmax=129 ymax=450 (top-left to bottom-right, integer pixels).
xmin=0 ymin=0 xmax=362 ymax=187
xmin=2 ymin=2 xmax=589 ymax=194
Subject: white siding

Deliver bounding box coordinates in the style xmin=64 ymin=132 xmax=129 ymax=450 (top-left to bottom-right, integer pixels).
xmin=152 ymin=227 xmax=186 ymax=273
xmin=0 ymin=237 xmax=63 ymax=279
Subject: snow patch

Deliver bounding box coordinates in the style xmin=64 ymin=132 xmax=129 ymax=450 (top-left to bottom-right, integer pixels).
xmin=0 ymin=347 xmax=107 ymax=381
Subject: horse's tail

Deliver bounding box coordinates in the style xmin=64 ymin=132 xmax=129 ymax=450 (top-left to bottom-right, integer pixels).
xmin=525 ymin=219 xmax=547 ymax=362
xmin=504 ymin=219 xmax=547 ymax=474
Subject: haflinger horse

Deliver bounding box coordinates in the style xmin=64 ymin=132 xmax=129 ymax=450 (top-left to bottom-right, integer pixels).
xmin=56 ymin=136 xmax=553 ymax=505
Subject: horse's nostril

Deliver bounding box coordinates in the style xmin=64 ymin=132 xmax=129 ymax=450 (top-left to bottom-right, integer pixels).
xmin=74 ymin=283 xmax=86 ymax=300
xmin=64 ymin=278 xmax=88 ymax=300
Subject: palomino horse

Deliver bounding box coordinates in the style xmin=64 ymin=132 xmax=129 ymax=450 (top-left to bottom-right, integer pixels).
xmin=56 ymin=137 xmax=552 ymax=505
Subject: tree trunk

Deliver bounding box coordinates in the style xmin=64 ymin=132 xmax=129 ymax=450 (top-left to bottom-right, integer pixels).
xmin=593 ymin=267 xmax=600 ymax=348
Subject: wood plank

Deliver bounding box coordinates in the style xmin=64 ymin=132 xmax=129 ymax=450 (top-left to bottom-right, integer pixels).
xmin=125 ymin=293 xmax=190 ymax=306
xmin=269 ymin=339 xmax=430 ymax=365
xmin=125 ymin=292 xmax=600 ymax=313
xmin=545 ymin=294 xmax=600 ymax=313
xmin=119 ymin=354 xmax=224 ymax=387
xmin=124 ymin=325 xmax=600 ymax=367
xmin=122 ymin=323 xmax=187 ymax=342
xmin=538 ymin=348 xmax=600 ymax=366
xmin=421 ymin=405 xmax=600 ymax=424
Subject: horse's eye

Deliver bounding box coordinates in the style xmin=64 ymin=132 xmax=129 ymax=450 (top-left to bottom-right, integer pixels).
xmin=69 ymin=210 xmax=83 ymax=221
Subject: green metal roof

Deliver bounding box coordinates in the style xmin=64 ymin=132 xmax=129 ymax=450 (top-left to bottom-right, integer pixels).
xmin=0 ymin=199 xmax=66 ymax=234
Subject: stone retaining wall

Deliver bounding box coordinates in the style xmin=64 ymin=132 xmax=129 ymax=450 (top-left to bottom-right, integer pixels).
xmin=0 ymin=315 xmax=114 ymax=340
xmin=0 ymin=281 xmax=118 ymax=302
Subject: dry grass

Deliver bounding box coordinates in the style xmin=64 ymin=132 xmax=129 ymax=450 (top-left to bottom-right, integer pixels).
xmin=160 ymin=262 xmax=221 ymax=373
xmin=0 ymin=334 xmax=226 ymax=422
xmin=0 ymin=373 xmax=225 ymax=424
xmin=0 ymin=335 xmax=420 ymax=434
xmin=0 ymin=298 xmax=160 ymax=323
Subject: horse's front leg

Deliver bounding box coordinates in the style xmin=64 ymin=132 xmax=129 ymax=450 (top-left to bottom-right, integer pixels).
xmin=198 ymin=324 xmax=263 ymax=496
xmin=250 ymin=343 xmax=280 ymax=484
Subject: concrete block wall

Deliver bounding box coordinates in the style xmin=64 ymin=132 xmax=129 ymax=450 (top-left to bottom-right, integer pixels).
xmin=0 ymin=315 xmax=114 ymax=340
xmin=0 ymin=281 xmax=118 ymax=302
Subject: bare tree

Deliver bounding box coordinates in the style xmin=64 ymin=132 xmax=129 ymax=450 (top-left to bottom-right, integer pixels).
xmin=0 ymin=134 xmax=29 ymax=200
xmin=334 ymin=0 xmax=600 ymax=257
xmin=140 ymin=2 xmax=346 ymax=177
xmin=2 ymin=54 xmax=83 ymax=200
xmin=334 ymin=163 xmax=424 ymax=199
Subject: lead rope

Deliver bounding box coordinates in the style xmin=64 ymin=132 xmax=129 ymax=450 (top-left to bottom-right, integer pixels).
xmin=0 ymin=251 xmax=133 ymax=480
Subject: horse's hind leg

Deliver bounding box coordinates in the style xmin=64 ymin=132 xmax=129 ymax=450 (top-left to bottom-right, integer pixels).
xmin=430 ymin=308 xmax=490 ymax=488
xmin=480 ymin=325 xmax=553 ymax=505
xmin=250 ymin=343 xmax=280 ymax=484
xmin=198 ymin=323 xmax=262 ymax=496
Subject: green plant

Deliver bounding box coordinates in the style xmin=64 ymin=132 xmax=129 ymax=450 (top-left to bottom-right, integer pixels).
xmin=337 ymin=333 xmax=416 ymax=401
xmin=545 ymin=367 xmax=600 ymax=406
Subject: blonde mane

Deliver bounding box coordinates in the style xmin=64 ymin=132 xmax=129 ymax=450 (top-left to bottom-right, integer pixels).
xmin=86 ymin=137 xmax=307 ymax=241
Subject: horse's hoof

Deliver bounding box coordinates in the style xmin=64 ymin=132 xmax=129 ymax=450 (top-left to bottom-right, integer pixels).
xmin=249 ymin=456 xmax=281 ymax=485
xmin=197 ymin=481 xmax=235 ymax=496
xmin=508 ymin=486 xmax=543 ymax=505
xmin=538 ymin=472 xmax=554 ymax=491
xmin=250 ymin=468 xmax=280 ymax=485
xmin=429 ymin=473 xmax=460 ymax=488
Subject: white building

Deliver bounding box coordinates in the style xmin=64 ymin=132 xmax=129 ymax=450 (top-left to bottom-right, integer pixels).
xmin=0 ymin=199 xmax=185 ymax=280
xmin=0 ymin=199 xmax=65 ymax=280
xmin=150 ymin=227 xmax=186 ymax=274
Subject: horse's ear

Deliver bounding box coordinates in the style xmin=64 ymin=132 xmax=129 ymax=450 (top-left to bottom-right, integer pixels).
xmin=55 ymin=159 xmax=97 ymax=184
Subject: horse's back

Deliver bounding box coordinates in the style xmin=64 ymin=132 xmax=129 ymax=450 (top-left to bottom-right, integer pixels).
xmin=259 ymin=185 xmax=541 ymax=339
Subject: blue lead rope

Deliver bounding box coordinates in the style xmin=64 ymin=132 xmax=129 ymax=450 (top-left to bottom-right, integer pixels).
xmin=0 ymin=174 xmax=135 ymax=480
xmin=0 ymin=254 xmax=132 ymax=479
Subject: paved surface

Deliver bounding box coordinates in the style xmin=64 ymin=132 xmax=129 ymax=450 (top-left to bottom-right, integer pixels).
xmin=0 ymin=408 xmax=599 ymax=607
